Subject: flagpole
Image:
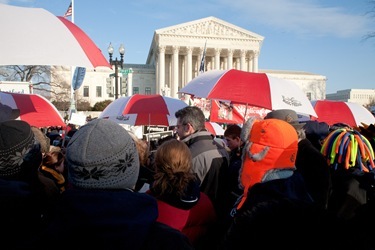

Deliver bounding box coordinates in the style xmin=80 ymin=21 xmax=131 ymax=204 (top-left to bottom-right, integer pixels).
xmin=71 ymin=0 xmax=75 ymax=23
xmin=68 ymin=0 xmax=76 ymax=120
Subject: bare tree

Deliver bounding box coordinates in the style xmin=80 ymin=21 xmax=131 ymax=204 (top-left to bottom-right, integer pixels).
xmin=0 ymin=65 xmax=49 ymax=82
xmin=363 ymin=0 xmax=375 ymax=41
xmin=0 ymin=65 xmax=71 ymax=103
xmin=364 ymin=97 xmax=375 ymax=113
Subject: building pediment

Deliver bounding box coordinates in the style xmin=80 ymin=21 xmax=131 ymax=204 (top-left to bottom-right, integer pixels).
xmin=155 ymin=16 xmax=264 ymax=41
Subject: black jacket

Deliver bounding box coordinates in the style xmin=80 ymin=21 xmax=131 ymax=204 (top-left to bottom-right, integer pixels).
xmin=220 ymin=172 xmax=330 ymax=250
xmin=296 ymin=138 xmax=332 ymax=209
xmin=31 ymin=188 xmax=194 ymax=249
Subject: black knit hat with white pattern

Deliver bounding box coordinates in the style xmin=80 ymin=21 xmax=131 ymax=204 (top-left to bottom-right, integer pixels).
xmin=0 ymin=120 xmax=35 ymax=177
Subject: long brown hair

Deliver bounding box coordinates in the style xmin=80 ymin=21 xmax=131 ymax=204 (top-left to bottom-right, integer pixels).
xmin=153 ymin=139 xmax=196 ymax=197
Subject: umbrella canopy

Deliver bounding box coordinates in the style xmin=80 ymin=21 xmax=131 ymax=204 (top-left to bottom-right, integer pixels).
xmin=310 ymin=100 xmax=375 ymax=127
xmin=0 ymin=91 xmax=65 ymax=127
xmin=179 ymin=69 xmax=317 ymax=118
xmin=0 ymin=4 xmax=110 ymax=69
xmin=99 ymin=94 xmax=188 ymax=126
xmin=205 ymin=121 xmax=225 ymax=136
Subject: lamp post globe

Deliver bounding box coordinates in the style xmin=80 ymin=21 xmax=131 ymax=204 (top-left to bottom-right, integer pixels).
xmin=107 ymin=43 xmax=124 ymax=99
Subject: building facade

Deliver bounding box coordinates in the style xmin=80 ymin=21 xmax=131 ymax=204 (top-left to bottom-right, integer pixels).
xmin=52 ymin=16 xmax=326 ymax=107
xmin=326 ymin=89 xmax=375 ymax=106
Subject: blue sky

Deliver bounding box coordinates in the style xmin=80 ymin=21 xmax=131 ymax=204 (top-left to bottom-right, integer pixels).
xmin=2 ymin=0 xmax=375 ymax=94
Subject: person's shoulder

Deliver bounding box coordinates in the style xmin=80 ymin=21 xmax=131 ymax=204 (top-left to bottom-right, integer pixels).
xmin=190 ymin=192 xmax=217 ymax=220
xmin=297 ymin=138 xmax=326 ymax=159
xmin=143 ymin=222 xmax=195 ymax=250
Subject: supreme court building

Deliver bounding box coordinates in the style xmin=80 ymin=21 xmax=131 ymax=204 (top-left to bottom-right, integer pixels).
xmin=146 ymin=16 xmax=264 ymax=99
xmin=53 ymin=16 xmax=326 ymax=106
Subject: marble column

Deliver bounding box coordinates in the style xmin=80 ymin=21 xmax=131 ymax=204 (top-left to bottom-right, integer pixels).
xmin=214 ymin=48 xmax=221 ymax=70
xmin=186 ymin=47 xmax=193 ymax=83
xmin=227 ymin=49 xmax=233 ymax=69
xmin=240 ymin=49 xmax=246 ymax=71
xmin=248 ymin=53 xmax=254 ymax=72
xmin=155 ymin=54 xmax=160 ymax=93
xmin=158 ymin=45 xmax=166 ymax=95
xmin=253 ymin=50 xmax=259 ymax=72
xmin=172 ymin=46 xmax=179 ymax=98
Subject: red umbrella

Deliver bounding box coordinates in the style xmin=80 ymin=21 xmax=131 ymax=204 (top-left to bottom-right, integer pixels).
xmin=205 ymin=121 xmax=225 ymax=136
xmin=0 ymin=91 xmax=65 ymax=127
xmin=0 ymin=4 xmax=110 ymax=69
xmin=310 ymin=100 xmax=375 ymax=127
xmin=179 ymin=69 xmax=317 ymax=118
xmin=99 ymin=94 xmax=188 ymax=126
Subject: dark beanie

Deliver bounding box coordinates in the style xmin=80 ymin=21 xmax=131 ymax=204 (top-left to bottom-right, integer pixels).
xmin=0 ymin=120 xmax=35 ymax=177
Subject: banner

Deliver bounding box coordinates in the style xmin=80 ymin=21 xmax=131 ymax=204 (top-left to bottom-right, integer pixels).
xmin=210 ymin=100 xmax=270 ymax=124
xmin=72 ymin=66 xmax=86 ymax=90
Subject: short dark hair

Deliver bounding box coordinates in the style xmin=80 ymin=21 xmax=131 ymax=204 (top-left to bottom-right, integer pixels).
xmin=175 ymin=106 xmax=205 ymax=131
xmin=224 ymin=124 xmax=242 ymax=139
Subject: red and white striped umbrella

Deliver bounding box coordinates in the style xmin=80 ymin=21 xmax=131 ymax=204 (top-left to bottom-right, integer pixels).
xmin=0 ymin=91 xmax=65 ymax=127
xmin=310 ymin=100 xmax=375 ymax=127
xmin=179 ymin=69 xmax=317 ymax=118
xmin=99 ymin=94 xmax=188 ymax=126
xmin=205 ymin=121 xmax=225 ymax=136
xmin=0 ymin=4 xmax=110 ymax=69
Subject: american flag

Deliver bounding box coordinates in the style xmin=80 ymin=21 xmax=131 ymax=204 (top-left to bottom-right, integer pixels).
xmin=64 ymin=2 xmax=72 ymax=17
xmin=199 ymin=41 xmax=207 ymax=74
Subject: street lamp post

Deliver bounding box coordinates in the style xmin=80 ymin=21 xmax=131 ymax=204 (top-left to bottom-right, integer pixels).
xmin=108 ymin=43 xmax=125 ymax=99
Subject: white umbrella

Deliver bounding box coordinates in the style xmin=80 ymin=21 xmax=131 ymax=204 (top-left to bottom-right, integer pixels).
xmin=0 ymin=4 xmax=110 ymax=69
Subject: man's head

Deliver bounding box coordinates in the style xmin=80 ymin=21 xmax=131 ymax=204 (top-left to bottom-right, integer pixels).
xmin=0 ymin=103 xmax=20 ymax=122
xmin=66 ymin=119 xmax=140 ymax=190
xmin=264 ymin=109 xmax=305 ymax=130
xmin=237 ymin=117 xmax=298 ymax=209
xmin=0 ymin=120 xmax=42 ymax=180
xmin=31 ymin=126 xmax=50 ymax=154
xmin=175 ymin=106 xmax=205 ymax=140
xmin=224 ymin=124 xmax=243 ymax=151
xmin=264 ymin=109 xmax=306 ymax=140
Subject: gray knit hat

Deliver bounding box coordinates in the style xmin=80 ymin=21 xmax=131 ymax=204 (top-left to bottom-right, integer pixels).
xmin=66 ymin=119 xmax=140 ymax=189
xmin=264 ymin=109 xmax=305 ymax=130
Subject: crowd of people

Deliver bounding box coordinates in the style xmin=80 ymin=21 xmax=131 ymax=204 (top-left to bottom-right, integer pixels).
xmin=1 ymin=104 xmax=375 ymax=249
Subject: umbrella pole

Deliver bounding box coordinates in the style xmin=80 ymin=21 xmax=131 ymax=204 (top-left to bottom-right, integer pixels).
xmin=243 ymin=103 xmax=248 ymax=124
xmin=148 ymin=113 xmax=150 ymax=142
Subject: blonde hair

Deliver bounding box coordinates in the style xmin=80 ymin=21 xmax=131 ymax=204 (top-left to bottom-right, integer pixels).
xmin=153 ymin=139 xmax=196 ymax=197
